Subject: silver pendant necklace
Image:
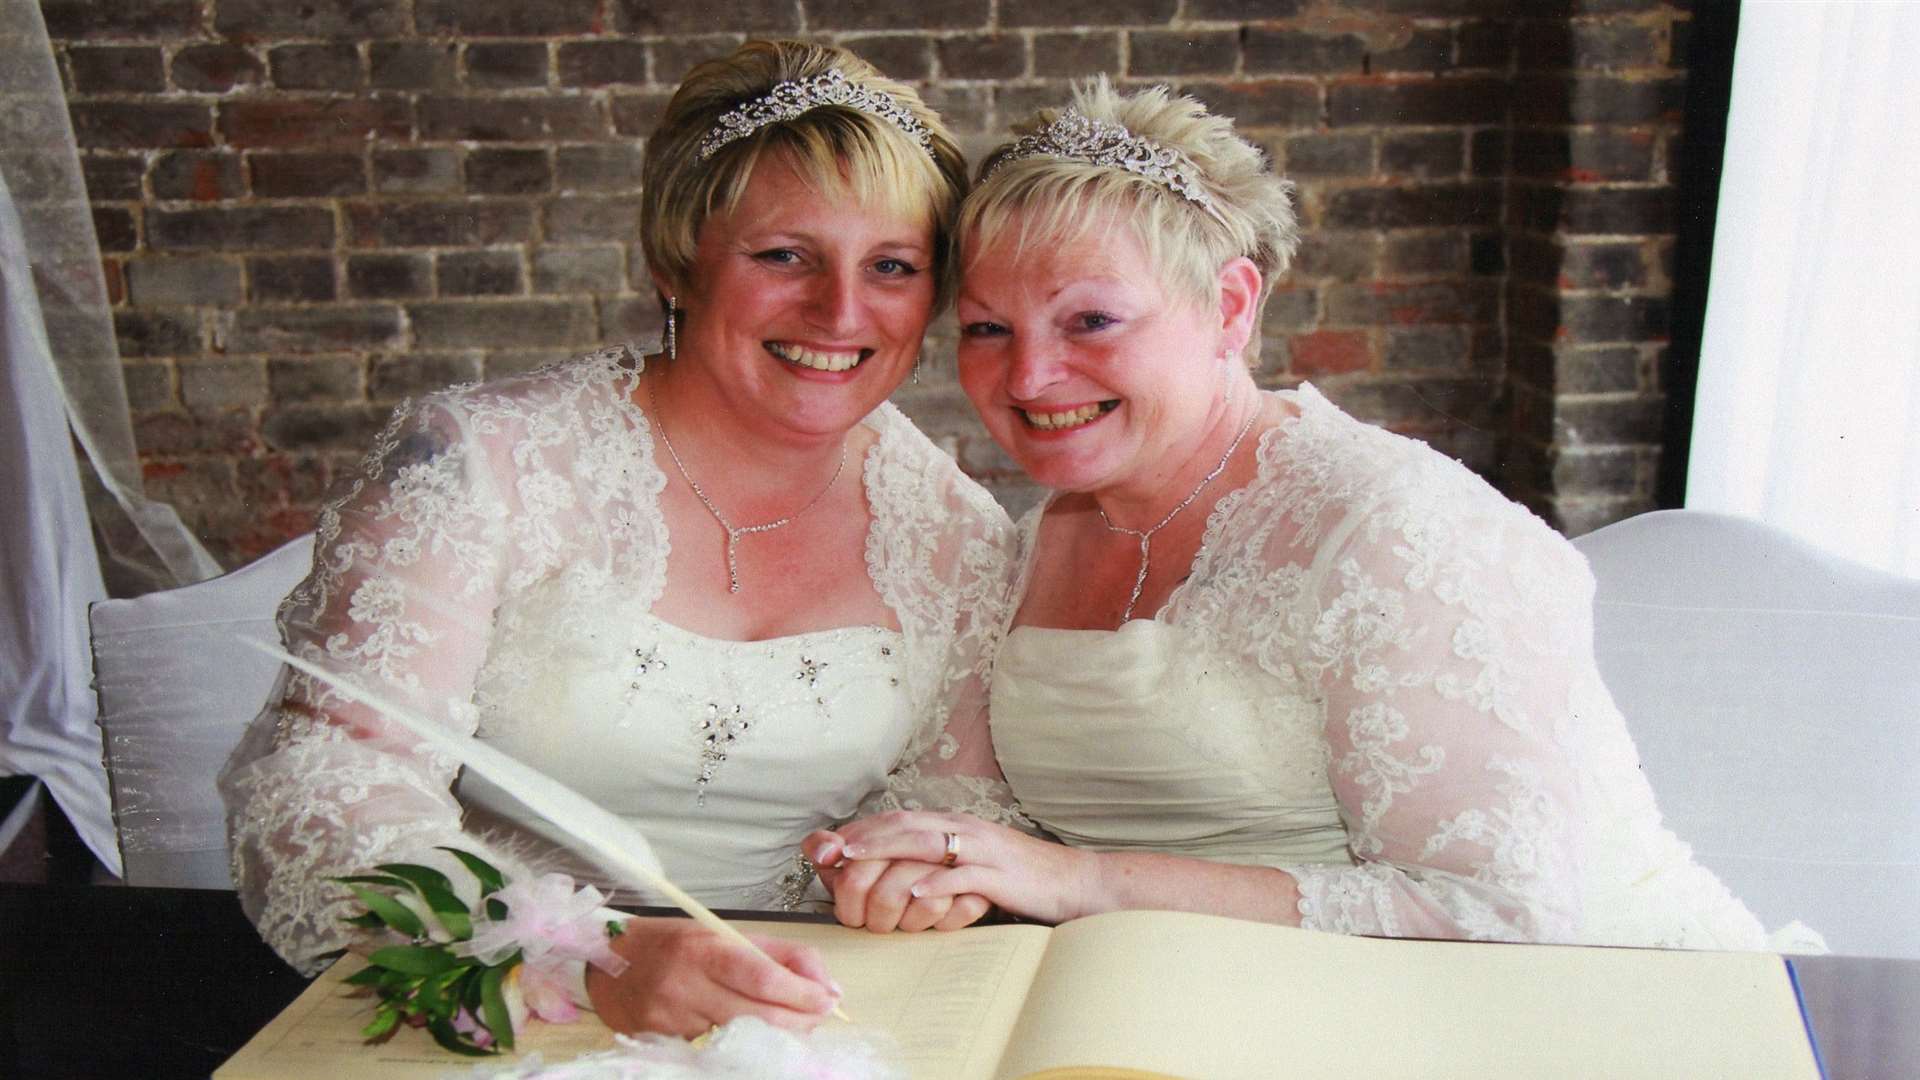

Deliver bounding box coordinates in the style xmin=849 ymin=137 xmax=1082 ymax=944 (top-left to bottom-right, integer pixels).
xmin=1096 ymin=401 xmax=1259 ymax=625
xmin=648 ymin=381 xmax=846 ymax=594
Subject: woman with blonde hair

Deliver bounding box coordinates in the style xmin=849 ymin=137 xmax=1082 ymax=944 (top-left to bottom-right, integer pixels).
xmin=812 ymin=79 xmax=1804 ymax=953
xmin=221 ymin=40 xmax=1019 ymax=1038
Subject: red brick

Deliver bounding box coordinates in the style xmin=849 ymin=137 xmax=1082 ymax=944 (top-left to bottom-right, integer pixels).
xmin=466 ymin=43 xmax=550 ymax=89
xmin=840 ymin=36 xmax=935 ymax=82
xmin=66 ymin=45 xmax=166 ymax=93
xmin=1288 ymin=330 xmax=1372 ymax=376
xmin=214 ymin=0 xmax=409 ymax=38
xmin=1244 ymin=30 xmax=1367 ymax=75
xmin=558 ymin=41 xmax=650 ymax=88
xmin=347 ymin=254 xmax=433 ymax=299
xmin=150 ymin=151 xmax=244 ymax=201
xmin=409 ymin=300 xmax=598 ymax=348
xmin=1002 ymin=0 xmax=1174 ymax=27
xmin=82 ymin=155 xmax=146 ymax=201
xmin=149 ymin=206 xmax=335 ymax=251
xmin=370 ymin=43 xmax=458 ymax=91
xmin=42 ymin=0 xmax=200 ymax=39
xmin=938 ymin=34 xmax=1027 ymax=80
xmin=249 ymin=152 xmax=365 ymax=198
xmin=220 ymin=99 xmax=412 ymax=149
xmin=269 ymin=44 xmax=363 ymax=92
xmin=1129 ymin=31 xmax=1239 ymax=77
xmin=1326 ymin=280 xmax=1497 ymax=325
xmin=94 ymin=207 xmax=139 ymax=252
xmin=417 ymin=0 xmax=602 ymax=36
xmin=369 ymin=354 xmax=485 ymax=401
xmin=171 ymin=44 xmax=267 ymax=93
xmin=466 ymin=148 xmax=552 ymax=195
xmin=1032 ymin=32 xmax=1122 ymax=78
xmin=615 ymin=0 xmax=799 ymax=33
xmin=1179 ymin=80 xmax=1320 ymax=128
xmin=346 ymin=201 xmax=535 ymax=248
xmin=418 ymin=96 xmax=603 ymax=143
xmin=1324 ymin=183 xmax=1501 ymax=230
xmin=437 ymin=251 xmax=523 ymax=297
xmin=249 ymin=256 xmax=337 ymax=303
xmin=225 ymin=305 xmax=405 ymax=354
xmin=70 ymin=102 xmax=213 ymax=150
xmin=803 ymin=0 xmax=986 ymax=31
xmin=1331 ymin=78 xmax=1508 ymax=127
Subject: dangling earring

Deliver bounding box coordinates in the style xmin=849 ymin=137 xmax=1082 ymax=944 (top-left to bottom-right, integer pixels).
xmin=911 ymin=352 xmax=923 ymax=384
xmin=664 ymin=295 xmax=677 ymax=360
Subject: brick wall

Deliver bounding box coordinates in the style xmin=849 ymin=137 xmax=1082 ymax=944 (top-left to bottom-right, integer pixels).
xmin=44 ymin=0 xmax=1696 ymax=568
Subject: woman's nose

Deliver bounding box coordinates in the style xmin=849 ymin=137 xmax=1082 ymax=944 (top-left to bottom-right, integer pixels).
xmin=805 ymin=268 xmax=863 ymax=336
xmin=1005 ymin=336 xmax=1066 ymax=401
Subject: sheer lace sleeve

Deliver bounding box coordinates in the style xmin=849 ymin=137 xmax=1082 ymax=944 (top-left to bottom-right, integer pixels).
xmin=219 ymin=393 xmax=525 ymax=975
xmin=858 ymin=406 xmax=1033 ymax=831
xmin=1274 ymin=452 xmax=1588 ymax=943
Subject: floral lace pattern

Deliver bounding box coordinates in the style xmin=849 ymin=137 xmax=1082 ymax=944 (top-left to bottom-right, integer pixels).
xmin=219 ymin=347 xmax=1020 ymax=974
xmin=1001 ymin=385 xmax=1775 ymax=949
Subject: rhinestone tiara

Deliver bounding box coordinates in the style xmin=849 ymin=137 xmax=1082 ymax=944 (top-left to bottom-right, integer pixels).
xmin=695 ymin=68 xmax=937 ymax=163
xmin=983 ymin=107 xmax=1227 ymax=224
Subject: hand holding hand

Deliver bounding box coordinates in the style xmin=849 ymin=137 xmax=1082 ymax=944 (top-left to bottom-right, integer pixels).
xmin=807 ymin=842 xmax=992 ymax=932
xmin=809 ymin=812 xmax=1100 ymax=926
xmin=584 ymin=917 xmax=840 ymax=1037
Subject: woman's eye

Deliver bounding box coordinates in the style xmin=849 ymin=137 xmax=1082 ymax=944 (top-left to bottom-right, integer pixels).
xmin=1075 ymin=312 xmax=1117 ymax=331
xmin=755 ymin=248 xmax=801 ymax=266
xmin=961 ymin=321 xmax=1007 ymax=338
xmin=873 ymin=257 xmax=920 ymax=276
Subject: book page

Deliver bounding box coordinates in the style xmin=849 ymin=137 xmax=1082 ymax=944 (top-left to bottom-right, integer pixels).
xmin=994 ymin=909 xmax=1821 ymax=1080
xmin=216 ymin=919 xmax=1054 ymax=1080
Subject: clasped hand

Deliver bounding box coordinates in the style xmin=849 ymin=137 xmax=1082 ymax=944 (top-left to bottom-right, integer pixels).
xmin=804 ymin=811 xmax=1099 ymax=931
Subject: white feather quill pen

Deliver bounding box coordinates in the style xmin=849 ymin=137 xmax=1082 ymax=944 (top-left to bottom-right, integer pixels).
xmin=250 ymin=639 xmax=849 ymax=1020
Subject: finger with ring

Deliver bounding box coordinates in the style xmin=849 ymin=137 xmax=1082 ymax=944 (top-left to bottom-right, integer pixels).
xmin=942 ymin=831 xmax=960 ymax=868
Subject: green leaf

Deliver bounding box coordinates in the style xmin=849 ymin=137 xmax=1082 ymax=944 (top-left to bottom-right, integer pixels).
xmin=342 ymin=965 xmax=389 ymax=988
xmin=334 ymin=873 xmax=412 ymax=890
xmin=344 ymin=883 xmax=425 ymax=938
xmin=478 ymin=965 xmax=515 ymax=1051
xmin=359 ymin=1007 xmax=401 ymax=1041
xmin=342 ymin=912 xmax=386 ymax=930
xmin=426 ymin=1017 xmax=496 ymax=1057
xmin=375 ymin=863 xmax=472 ymax=940
xmin=607 ymin=919 xmax=625 ymax=938
xmin=369 ymin=945 xmax=457 ymax=977
xmin=486 ymin=897 xmax=508 ymax=921
xmin=437 ymin=848 xmax=506 ymax=896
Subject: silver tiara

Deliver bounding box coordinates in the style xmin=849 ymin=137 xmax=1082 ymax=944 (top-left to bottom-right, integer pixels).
xmin=695 ymin=68 xmax=936 ymax=162
xmin=983 ymin=107 xmax=1227 ymax=224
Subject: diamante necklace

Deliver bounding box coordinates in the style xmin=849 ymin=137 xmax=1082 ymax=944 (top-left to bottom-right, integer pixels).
xmin=1096 ymin=400 xmax=1259 ymax=625
xmin=648 ymin=381 xmax=847 ymax=594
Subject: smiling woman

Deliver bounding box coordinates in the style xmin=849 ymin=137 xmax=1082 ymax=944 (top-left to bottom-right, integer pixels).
xmin=218 ymin=40 xmax=1027 ymax=1041
xmin=810 ymin=78 xmax=1811 ymax=957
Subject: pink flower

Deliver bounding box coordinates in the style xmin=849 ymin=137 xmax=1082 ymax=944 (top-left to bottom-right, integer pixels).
xmin=454 ymin=872 xmax=628 ymax=976
xmin=510 ymin=962 xmax=581 ymax=1024
xmin=449 ymin=1006 xmax=494 ymax=1050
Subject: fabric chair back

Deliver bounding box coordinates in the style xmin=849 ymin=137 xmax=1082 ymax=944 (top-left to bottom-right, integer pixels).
xmin=88 ymin=535 xmax=313 ymax=888
xmin=1574 ymin=510 xmax=1920 ymax=958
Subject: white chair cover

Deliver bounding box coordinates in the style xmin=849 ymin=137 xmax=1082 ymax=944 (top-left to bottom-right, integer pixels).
xmin=1575 ymin=509 xmax=1920 ymax=959
xmin=88 ymin=535 xmax=315 ymax=888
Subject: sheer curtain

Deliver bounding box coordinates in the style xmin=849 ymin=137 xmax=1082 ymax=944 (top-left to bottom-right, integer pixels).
xmin=1 ymin=0 xmax=220 ymax=871
xmin=1688 ymin=3 xmax=1920 ymax=578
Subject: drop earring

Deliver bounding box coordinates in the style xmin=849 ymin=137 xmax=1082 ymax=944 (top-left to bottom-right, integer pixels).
xmin=665 ymin=295 xmax=677 ymax=360
xmin=911 ymin=352 xmax=923 ymax=384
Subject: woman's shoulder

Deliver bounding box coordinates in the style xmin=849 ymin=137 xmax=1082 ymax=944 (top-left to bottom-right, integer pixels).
xmin=1268 ymin=384 xmax=1585 ymax=577
xmin=864 ymin=400 xmax=1013 ymax=536
xmin=419 ymin=342 xmax=645 ymax=421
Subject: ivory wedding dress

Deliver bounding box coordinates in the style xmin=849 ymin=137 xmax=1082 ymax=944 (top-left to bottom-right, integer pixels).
xmin=220 ymin=345 xmax=1018 ymax=974
xmin=991 ymin=385 xmax=1816 ymax=951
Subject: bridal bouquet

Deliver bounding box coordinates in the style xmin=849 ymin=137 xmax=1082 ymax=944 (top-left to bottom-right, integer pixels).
xmin=337 ymin=848 xmax=628 ymax=1056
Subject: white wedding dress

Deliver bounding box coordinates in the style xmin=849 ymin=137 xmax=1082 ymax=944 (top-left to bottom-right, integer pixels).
xmin=992 ymin=385 xmax=1817 ymax=951
xmin=220 ymin=345 xmax=1020 ymax=975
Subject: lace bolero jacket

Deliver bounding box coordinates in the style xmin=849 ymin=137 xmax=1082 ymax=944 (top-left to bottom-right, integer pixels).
xmin=1022 ymin=384 xmax=1775 ymax=949
xmin=219 ymin=345 xmax=1020 ymax=974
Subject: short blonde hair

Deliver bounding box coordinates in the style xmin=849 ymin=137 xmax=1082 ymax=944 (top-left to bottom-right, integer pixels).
xmin=960 ymin=79 xmax=1299 ymax=356
xmin=640 ymin=40 xmax=968 ymax=309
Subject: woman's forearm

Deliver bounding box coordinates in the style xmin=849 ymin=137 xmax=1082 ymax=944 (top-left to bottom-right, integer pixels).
xmin=1083 ymin=849 xmax=1303 ymax=926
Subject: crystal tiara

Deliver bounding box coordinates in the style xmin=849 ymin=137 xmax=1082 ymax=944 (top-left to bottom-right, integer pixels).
xmin=982 ymin=107 xmax=1227 ymax=224
xmin=695 ymin=68 xmax=937 ymax=162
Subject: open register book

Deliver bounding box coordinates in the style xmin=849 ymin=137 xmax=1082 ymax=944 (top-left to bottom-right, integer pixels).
xmin=216 ymin=908 xmax=1823 ymax=1080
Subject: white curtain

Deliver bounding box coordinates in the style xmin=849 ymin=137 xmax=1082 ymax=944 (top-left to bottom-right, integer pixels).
xmin=1689 ymin=2 xmax=1920 ymax=578
xmin=1 ymin=0 xmax=221 ymax=872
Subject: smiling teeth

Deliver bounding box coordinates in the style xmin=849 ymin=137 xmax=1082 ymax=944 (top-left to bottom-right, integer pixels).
xmin=770 ymin=343 xmax=865 ymax=372
xmin=1023 ymin=403 xmax=1110 ymax=430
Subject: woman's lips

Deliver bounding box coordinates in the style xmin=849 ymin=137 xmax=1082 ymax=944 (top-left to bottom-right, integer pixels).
xmin=1019 ymin=400 xmax=1119 ymax=431
xmin=766 ymin=342 xmax=872 ymax=372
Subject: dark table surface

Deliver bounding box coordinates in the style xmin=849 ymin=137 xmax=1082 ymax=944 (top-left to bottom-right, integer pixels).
xmin=4 ymin=882 xmax=1916 ymax=1079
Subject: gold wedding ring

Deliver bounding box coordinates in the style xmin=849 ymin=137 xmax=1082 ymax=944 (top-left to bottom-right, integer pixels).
xmin=942 ymin=831 xmax=960 ymax=868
